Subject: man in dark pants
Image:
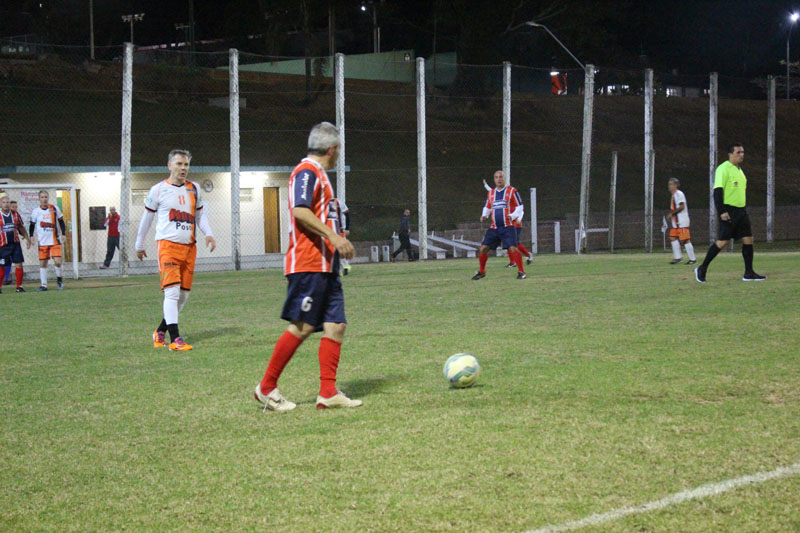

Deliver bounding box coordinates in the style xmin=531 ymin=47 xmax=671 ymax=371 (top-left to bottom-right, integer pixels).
xmin=695 ymin=143 xmax=765 ymax=283
xmin=391 ymin=208 xmax=414 ymax=261
xmin=99 ymin=206 xmax=120 ymax=269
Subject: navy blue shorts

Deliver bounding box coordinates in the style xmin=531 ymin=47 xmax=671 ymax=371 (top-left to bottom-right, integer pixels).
xmin=281 ymin=272 xmax=346 ymax=332
xmin=515 ymin=227 xmax=523 ymax=241
xmin=481 ymin=226 xmax=518 ymax=250
xmin=0 ymin=242 xmax=24 ymax=267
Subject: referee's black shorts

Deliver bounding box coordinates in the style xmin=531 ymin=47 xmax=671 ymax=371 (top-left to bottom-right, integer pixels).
xmin=717 ymin=206 xmax=752 ymax=241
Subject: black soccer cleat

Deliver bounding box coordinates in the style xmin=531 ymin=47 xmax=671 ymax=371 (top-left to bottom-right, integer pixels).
xmin=516 ymin=272 xmax=527 ymax=280
xmin=36 ymin=286 xmax=48 ymax=292
xmin=669 ymin=258 xmax=682 ymax=264
xmin=526 ymin=256 xmax=532 ymax=265
xmin=471 ymin=272 xmax=486 ymax=280
xmin=15 ymin=287 xmax=25 ymax=293
xmin=505 ymin=262 xmax=515 ymax=268
xmin=742 ymin=272 xmax=766 ymax=282
xmin=694 ymin=266 xmax=706 ymax=283
xmin=686 ymin=259 xmax=697 ymax=265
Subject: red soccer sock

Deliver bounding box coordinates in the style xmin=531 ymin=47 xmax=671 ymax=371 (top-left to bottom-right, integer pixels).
xmin=260 ymin=330 xmax=304 ymax=394
xmin=512 ymin=250 xmax=525 ymax=273
xmin=0 ymin=267 xmax=6 ymax=284
xmin=318 ymin=337 xmax=342 ymax=398
xmin=15 ymin=267 xmax=23 ymax=288
xmin=517 ymin=243 xmax=530 ymax=258
xmin=478 ymin=253 xmax=489 ymax=273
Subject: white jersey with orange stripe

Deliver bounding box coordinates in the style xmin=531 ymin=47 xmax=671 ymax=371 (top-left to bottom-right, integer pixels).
xmin=29 ymin=204 xmax=63 ymax=246
xmin=143 ymin=180 xmax=204 ymax=244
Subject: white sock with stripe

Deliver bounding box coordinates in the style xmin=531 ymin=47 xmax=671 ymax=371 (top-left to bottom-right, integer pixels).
xmin=177 ymin=290 xmax=190 ymax=313
xmin=684 ymin=242 xmax=696 ymax=261
xmin=54 ymin=265 xmax=62 ymax=278
xmin=670 ymin=240 xmax=682 ymax=260
xmin=39 ymin=267 xmax=48 ymax=287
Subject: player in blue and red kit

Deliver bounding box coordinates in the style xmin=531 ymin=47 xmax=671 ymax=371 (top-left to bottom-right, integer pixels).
xmin=473 ymin=170 xmax=527 ymax=280
xmin=254 ymin=122 xmax=361 ymax=412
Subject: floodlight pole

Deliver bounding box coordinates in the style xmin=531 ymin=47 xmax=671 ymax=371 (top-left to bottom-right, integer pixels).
xmin=788 ymin=14 xmax=799 ymax=99
xmin=525 ymin=21 xmax=592 ymax=252
xmin=525 ymin=22 xmax=586 ymax=71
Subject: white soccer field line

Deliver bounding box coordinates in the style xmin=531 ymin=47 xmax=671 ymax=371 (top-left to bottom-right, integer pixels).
xmin=526 ymin=461 xmax=800 ymax=533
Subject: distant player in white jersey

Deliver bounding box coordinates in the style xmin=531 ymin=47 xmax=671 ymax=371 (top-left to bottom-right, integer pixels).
xmin=666 ymin=177 xmax=696 ymax=265
xmin=134 ymin=149 xmax=216 ymax=351
xmin=338 ymin=199 xmax=352 ymax=275
xmin=28 ymin=190 xmax=67 ymax=291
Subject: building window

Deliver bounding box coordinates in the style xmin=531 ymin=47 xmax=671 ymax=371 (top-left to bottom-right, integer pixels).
xmin=240 ymin=188 xmax=253 ymax=202
xmin=132 ymin=189 xmax=148 ymax=203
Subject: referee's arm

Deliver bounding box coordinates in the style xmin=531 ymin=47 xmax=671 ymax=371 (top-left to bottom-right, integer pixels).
xmin=713 ymin=187 xmax=729 ymax=221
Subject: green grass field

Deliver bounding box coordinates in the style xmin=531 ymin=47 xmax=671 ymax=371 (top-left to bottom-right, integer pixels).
xmin=2 ymin=251 xmax=799 ymax=532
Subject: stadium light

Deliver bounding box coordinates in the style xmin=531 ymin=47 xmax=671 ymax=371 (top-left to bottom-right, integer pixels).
xmin=360 ymin=2 xmax=380 ymax=54
xmin=525 ymin=21 xmax=586 ymax=72
xmin=788 ymin=13 xmax=800 ymax=99
xmin=121 ymin=13 xmax=145 ymax=45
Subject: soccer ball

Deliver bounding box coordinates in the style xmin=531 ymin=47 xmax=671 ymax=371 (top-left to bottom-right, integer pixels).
xmin=443 ymin=353 xmax=480 ymax=388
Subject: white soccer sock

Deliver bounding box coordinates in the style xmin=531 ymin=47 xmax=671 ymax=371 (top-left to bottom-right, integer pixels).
xmin=39 ymin=267 xmax=48 ymax=287
xmin=670 ymin=240 xmax=682 ymax=260
xmin=163 ymin=286 xmax=180 ymax=325
xmin=684 ymin=242 xmax=696 ymax=261
xmin=177 ymin=290 xmax=190 ymax=313
xmin=54 ymin=265 xmax=62 ymax=278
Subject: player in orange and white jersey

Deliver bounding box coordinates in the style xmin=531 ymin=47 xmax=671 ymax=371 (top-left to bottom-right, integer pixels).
xmin=28 ymin=191 xmax=67 ymax=291
xmin=135 ymin=149 xmax=216 ymax=351
xmin=254 ymin=122 xmax=361 ymax=412
xmin=666 ymin=177 xmax=696 ymax=265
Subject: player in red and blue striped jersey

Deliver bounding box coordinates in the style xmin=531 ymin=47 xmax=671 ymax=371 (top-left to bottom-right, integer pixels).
xmin=473 ymin=170 xmax=527 ymax=280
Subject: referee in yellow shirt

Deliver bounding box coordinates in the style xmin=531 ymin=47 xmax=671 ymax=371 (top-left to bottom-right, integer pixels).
xmin=695 ymin=143 xmax=765 ymax=283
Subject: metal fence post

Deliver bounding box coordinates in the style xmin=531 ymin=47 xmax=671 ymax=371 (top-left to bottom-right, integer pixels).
xmin=119 ymin=42 xmax=133 ymax=277
xmin=767 ymin=76 xmax=776 ymax=242
xmin=503 ymin=61 xmax=511 ymax=184
xmin=709 ymin=72 xmax=718 ymax=244
xmin=644 ymin=68 xmax=654 ymax=253
xmin=609 ymin=151 xmax=617 ymax=252
xmin=530 ymin=187 xmax=537 ymax=255
xmin=416 ymin=57 xmax=427 ymax=260
xmin=578 ymin=64 xmax=595 ymax=254
xmin=335 ymin=53 xmax=346 ymax=203
xmin=647 ymin=149 xmax=655 ymax=252
xmin=229 ymin=48 xmax=241 ymax=270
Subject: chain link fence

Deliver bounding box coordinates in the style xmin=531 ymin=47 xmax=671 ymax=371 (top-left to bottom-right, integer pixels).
xmin=2 ymin=43 xmax=800 ymax=280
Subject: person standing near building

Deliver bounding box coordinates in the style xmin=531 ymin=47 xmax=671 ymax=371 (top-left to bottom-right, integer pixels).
xmin=3 ymin=200 xmax=21 ymax=286
xmin=391 ymin=209 xmax=414 ymax=261
xmin=0 ymin=195 xmax=32 ymax=293
xmin=254 ymin=122 xmax=361 ymax=412
xmin=473 ymin=170 xmax=526 ymax=280
xmin=134 ymin=149 xmax=217 ymax=351
xmin=666 ymin=178 xmax=696 ymax=265
xmin=695 ymin=143 xmax=765 ymax=283
xmin=29 ymin=191 xmax=67 ymax=291
xmin=99 ymin=206 xmax=120 ymax=269
xmin=338 ymin=199 xmax=352 ymax=275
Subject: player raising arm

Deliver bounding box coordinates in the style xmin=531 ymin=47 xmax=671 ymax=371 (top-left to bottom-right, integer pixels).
xmin=135 ymin=149 xmax=216 ymax=351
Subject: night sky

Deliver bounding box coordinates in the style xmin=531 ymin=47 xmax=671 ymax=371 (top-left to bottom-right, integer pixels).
xmin=2 ymin=0 xmax=799 ymax=77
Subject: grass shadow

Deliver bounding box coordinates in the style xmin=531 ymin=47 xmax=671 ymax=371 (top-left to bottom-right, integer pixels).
xmin=337 ymin=375 xmax=397 ymax=398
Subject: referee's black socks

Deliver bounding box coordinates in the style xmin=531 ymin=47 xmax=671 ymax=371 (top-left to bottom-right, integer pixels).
xmin=701 ymin=243 xmax=721 ymax=269
xmin=742 ymin=244 xmax=754 ymax=275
